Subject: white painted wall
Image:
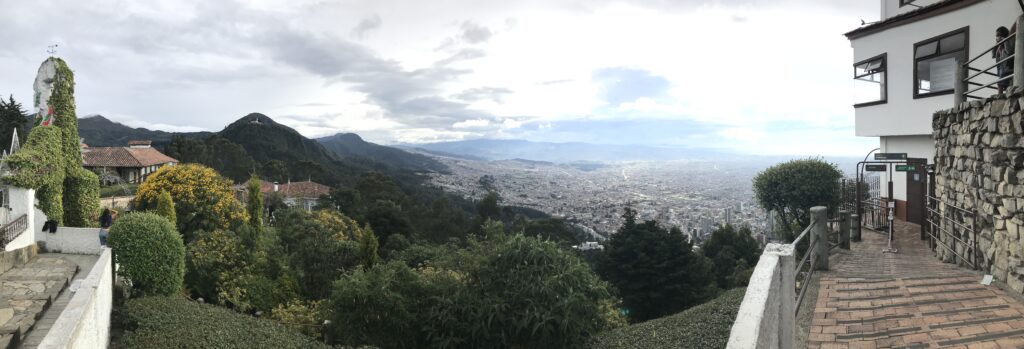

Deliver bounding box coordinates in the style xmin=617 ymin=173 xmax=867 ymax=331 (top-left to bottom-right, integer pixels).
xmin=38 ymin=248 xmax=112 ymax=349
xmin=3 ymin=187 xmax=36 ymax=251
xmin=852 ymin=0 xmax=1020 ymax=137
xmin=883 ymin=0 xmax=945 ymax=20
xmin=727 ymin=243 xmax=795 ymax=349
xmin=38 ymin=227 xmax=103 ymax=255
xmin=878 ymin=135 xmax=935 ymax=200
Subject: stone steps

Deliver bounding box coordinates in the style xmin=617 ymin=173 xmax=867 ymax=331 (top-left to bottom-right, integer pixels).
xmin=0 ymin=256 xmax=77 ymax=349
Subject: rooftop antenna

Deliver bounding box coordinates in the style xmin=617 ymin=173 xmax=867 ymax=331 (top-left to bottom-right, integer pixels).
xmin=46 ymin=44 xmax=58 ymax=56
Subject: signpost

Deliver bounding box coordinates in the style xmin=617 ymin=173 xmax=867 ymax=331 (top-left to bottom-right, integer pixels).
xmin=874 ymin=153 xmax=908 ymax=161
xmin=865 ymin=164 xmax=887 ymax=172
xmin=895 ymin=164 xmax=918 ymax=172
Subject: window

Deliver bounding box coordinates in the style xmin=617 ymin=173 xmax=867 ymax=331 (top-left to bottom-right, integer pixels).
xmin=914 ymin=27 xmax=968 ymax=98
xmin=854 ymin=53 xmax=887 ymax=107
xmin=900 ymin=0 xmax=916 ymax=6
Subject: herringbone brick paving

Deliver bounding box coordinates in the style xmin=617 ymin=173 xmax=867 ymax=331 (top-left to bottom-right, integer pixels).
xmin=808 ymin=221 xmax=1024 ymax=349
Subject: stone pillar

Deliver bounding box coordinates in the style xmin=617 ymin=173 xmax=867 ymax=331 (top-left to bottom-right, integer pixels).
xmin=776 ymin=244 xmax=796 ymax=349
xmin=839 ymin=210 xmax=850 ymax=250
xmin=851 ymin=214 xmax=861 ymax=242
xmin=811 ymin=206 xmax=829 ymax=271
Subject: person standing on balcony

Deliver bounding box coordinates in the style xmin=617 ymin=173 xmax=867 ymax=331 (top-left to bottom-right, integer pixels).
xmin=995 ymin=26 xmax=1015 ymax=94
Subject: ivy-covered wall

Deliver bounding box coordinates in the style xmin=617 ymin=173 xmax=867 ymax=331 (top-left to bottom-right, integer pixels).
xmin=4 ymin=57 xmax=98 ymax=226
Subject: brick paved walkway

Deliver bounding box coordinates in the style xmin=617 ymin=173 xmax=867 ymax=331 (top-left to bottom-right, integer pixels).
xmin=808 ymin=221 xmax=1024 ymax=349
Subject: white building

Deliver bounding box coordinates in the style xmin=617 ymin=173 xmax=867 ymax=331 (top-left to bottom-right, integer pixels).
xmin=846 ymin=0 xmax=1021 ymax=223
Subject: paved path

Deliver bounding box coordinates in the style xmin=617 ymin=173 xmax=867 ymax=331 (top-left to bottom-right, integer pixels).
xmin=0 ymin=255 xmax=77 ymax=349
xmin=808 ymin=221 xmax=1024 ymax=349
xmin=17 ymin=254 xmax=98 ymax=349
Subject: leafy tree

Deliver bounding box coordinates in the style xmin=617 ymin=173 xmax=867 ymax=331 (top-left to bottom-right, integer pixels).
xmin=260 ymin=160 xmax=289 ymax=183
xmin=274 ymin=208 xmax=367 ymax=299
xmin=186 ymin=227 xmax=297 ymax=313
xmin=247 ymin=173 xmax=264 ymax=228
xmin=365 ymin=200 xmax=412 ymax=244
xmin=154 ymin=190 xmax=177 ymax=227
xmin=358 ymin=224 xmax=380 ymax=269
xmin=476 ymin=192 xmax=501 ymax=221
xmin=429 ymin=234 xmax=624 ymax=348
xmin=701 ymin=225 xmax=761 ymax=289
xmin=0 ymin=94 xmax=27 ymax=154
xmin=753 ymin=158 xmax=841 ymax=240
xmin=134 ymin=163 xmax=248 ymax=239
xmin=599 ymin=207 xmax=718 ymax=322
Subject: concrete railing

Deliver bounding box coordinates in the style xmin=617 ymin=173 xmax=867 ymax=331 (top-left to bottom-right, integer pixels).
xmin=727 ymin=206 xmax=856 ymax=349
xmin=38 ymin=248 xmax=113 ymax=349
xmin=37 ymin=227 xmax=103 ymax=255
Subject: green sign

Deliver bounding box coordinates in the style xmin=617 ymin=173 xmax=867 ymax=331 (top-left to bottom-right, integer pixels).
xmin=895 ymin=165 xmax=917 ymax=172
xmin=865 ymin=164 xmax=887 ymax=172
xmin=874 ymin=153 xmax=908 ymax=160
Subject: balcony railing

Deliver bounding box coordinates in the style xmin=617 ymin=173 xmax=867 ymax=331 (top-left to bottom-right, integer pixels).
xmin=0 ymin=214 xmax=29 ymax=250
xmin=956 ymin=15 xmax=1024 ymax=104
xmin=727 ymin=206 xmax=854 ymax=348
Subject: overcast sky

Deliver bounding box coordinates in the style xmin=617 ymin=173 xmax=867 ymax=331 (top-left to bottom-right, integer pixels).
xmin=0 ymin=0 xmax=880 ymax=156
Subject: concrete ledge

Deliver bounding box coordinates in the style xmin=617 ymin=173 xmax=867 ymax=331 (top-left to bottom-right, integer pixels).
xmin=727 ymin=243 xmax=795 ymax=349
xmin=37 ymin=228 xmax=102 ymax=255
xmin=0 ymin=244 xmax=38 ymax=275
xmin=37 ymin=248 xmax=112 ymax=349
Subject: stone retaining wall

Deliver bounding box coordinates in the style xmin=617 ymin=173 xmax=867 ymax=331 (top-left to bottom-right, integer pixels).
xmin=933 ymin=88 xmax=1024 ymax=292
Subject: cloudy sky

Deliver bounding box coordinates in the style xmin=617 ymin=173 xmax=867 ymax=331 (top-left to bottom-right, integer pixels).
xmin=0 ymin=0 xmax=879 ymax=155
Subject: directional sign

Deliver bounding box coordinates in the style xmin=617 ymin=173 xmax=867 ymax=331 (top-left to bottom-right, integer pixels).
xmin=874 ymin=153 xmax=908 ymax=160
xmin=895 ymin=164 xmax=918 ymax=172
xmin=865 ymin=164 xmax=887 ymax=172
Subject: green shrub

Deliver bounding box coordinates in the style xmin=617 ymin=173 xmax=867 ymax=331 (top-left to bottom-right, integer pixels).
xmin=589 ymin=288 xmax=747 ymax=349
xmin=115 ymin=296 xmax=331 ymax=349
xmin=108 ymin=212 xmax=185 ymax=296
xmin=63 ymin=166 xmax=100 ymax=227
xmin=328 ymin=261 xmax=460 ymax=349
xmin=154 ymin=190 xmax=176 ymax=227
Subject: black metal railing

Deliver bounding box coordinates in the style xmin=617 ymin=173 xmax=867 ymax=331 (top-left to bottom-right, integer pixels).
xmin=957 ymin=17 xmax=1022 ymax=102
xmin=926 ymin=195 xmax=978 ymax=269
xmin=792 ymin=219 xmax=819 ymax=314
xmin=0 ymin=214 xmax=29 ymax=250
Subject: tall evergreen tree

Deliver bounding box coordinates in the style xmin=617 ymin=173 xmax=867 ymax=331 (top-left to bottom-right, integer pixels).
xmin=0 ymin=95 xmax=27 ymax=154
xmin=599 ymin=207 xmax=718 ymax=322
xmin=702 ymin=225 xmax=762 ymax=288
xmin=247 ymin=173 xmax=264 ymax=228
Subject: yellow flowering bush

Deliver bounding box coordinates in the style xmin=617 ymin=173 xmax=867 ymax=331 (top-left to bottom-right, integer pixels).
xmin=135 ymin=163 xmax=247 ymax=238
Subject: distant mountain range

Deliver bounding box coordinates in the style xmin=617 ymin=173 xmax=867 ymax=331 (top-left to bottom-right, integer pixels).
xmin=405 ymin=139 xmax=731 ymax=163
xmin=76 ymin=114 xmax=447 ymax=182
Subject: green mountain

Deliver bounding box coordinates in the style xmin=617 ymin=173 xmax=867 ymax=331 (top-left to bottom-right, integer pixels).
xmin=317 ymin=133 xmax=447 ymax=173
xmin=78 ymin=115 xmax=210 ymax=148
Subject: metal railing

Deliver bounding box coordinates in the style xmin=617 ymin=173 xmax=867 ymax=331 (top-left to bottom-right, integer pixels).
xmin=957 ymin=15 xmax=1024 ymax=103
xmin=793 ymin=207 xmax=851 ymax=314
xmin=926 ymin=195 xmax=978 ymax=269
xmin=0 ymin=214 xmax=29 ymax=250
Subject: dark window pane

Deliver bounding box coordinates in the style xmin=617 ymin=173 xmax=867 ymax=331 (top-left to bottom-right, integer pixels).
xmin=939 ymin=33 xmax=965 ymax=54
xmin=916 ymin=41 xmax=938 ymax=59
xmin=917 ymin=54 xmax=958 ymax=94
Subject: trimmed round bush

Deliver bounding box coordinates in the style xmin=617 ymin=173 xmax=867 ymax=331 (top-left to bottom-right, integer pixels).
xmin=108 ymin=212 xmax=185 ymax=296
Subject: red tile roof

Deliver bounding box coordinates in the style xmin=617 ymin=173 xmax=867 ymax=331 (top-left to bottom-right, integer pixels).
xmin=235 ymin=180 xmax=330 ymax=199
xmin=82 ymin=147 xmax=178 ymax=168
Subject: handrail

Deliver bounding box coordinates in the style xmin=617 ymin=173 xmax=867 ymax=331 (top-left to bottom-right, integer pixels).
xmin=965 ymin=33 xmax=1016 ymax=66
xmin=791 ymin=218 xmax=816 ymax=246
xmin=0 ymin=214 xmax=29 ymax=250
xmin=959 ymin=18 xmax=1021 ymax=103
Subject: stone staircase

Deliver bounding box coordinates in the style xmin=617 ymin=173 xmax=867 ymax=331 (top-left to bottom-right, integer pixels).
xmin=0 ymin=250 xmax=77 ymax=349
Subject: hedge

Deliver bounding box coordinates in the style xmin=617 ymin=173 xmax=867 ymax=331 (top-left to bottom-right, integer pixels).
xmin=589 ymin=288 xmax=747 ymax=349
xmin=114 ymin=296 xmax=333 ymax=349
xmin=63 ymin=166 xmax=101 ymax=227
xmin=108 ymin=212 xmax=185 ymax=296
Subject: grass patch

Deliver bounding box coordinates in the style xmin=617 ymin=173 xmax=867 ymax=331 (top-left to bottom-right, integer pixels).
xmin=589 ymin=288 xmax=747 ymax=349
xmin=112 ymin=296 xmax=331 ymax=349
xmin=101 ymin=183 xmax=139 ymax=198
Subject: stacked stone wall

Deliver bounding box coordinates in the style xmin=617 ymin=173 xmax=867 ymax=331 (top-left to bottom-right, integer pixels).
xmin=933 ymin=90 xmax=1024 ymax=292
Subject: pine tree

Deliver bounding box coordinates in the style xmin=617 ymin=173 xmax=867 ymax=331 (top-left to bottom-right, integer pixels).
xmin=0 ymin=95 xmax=27 ymax=154
xmin=155 ymin=190 xmax=177 ymax=227
xmin=358 ymin=224 xmax=380 ymax=269
xmin=246 ymin=173 xmax=263 ymax=228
